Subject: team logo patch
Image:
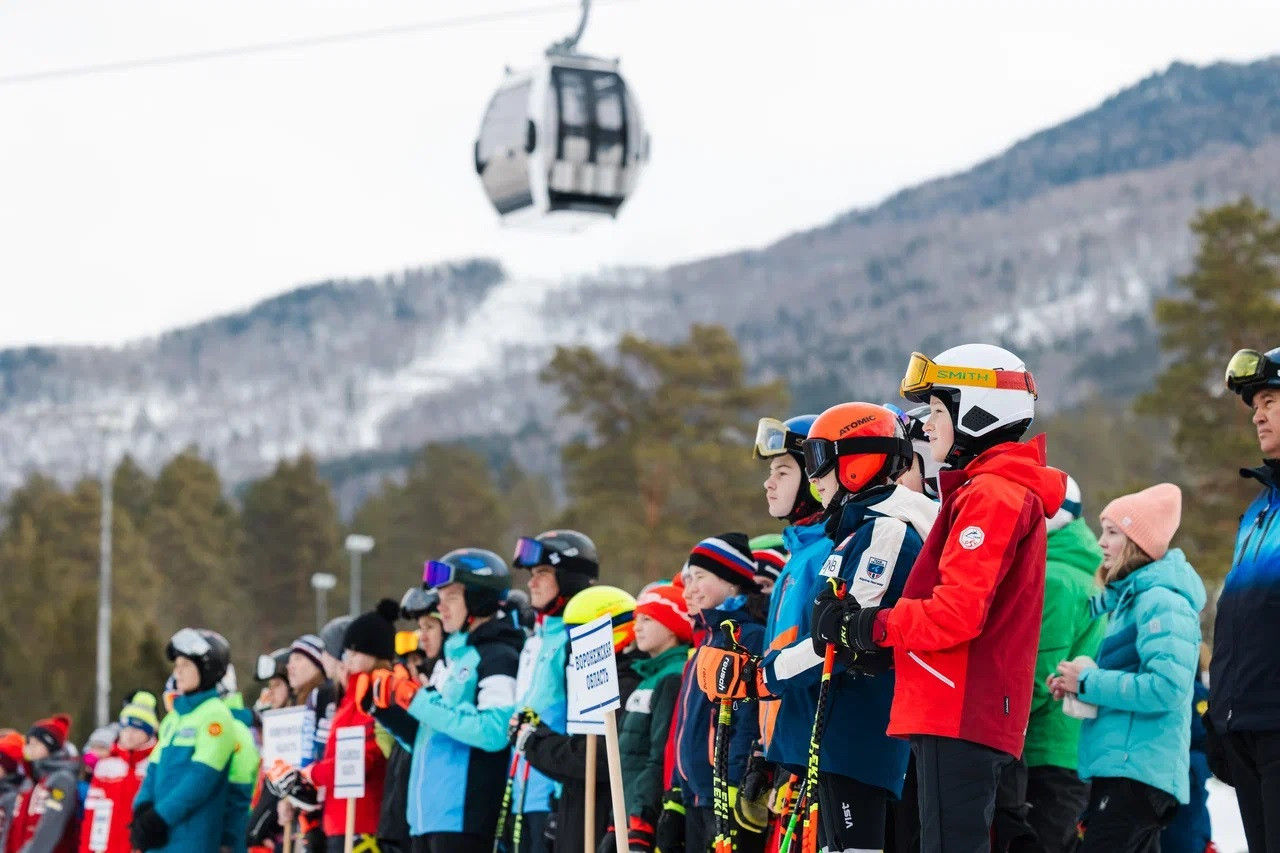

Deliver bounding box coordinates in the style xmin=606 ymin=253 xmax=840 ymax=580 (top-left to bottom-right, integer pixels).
xmin=958 ymin=526 xmax=985 ymax=550
xmin=820 ymin=554 xmax=842 ymax=578
xmin=865 ymin=557 xmax=888 ymax=580
xmin=208 ymin=722 xmax=223 ymax=736
xmin=51 ymin=788 xmax=65 ymax=801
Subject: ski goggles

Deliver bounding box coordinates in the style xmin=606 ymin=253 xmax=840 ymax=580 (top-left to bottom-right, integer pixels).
xmin=168 ymin=628 xmax=211 ymax=660
xmin=255 ymin=654 xmax=280 ymax=681
xmin=423 ymin=559 xmax=458 ymax=590
xmin=395 ymin=631 xmax=421 ymax=657
xmin=1225 ymin=348 xmax=1280 ymax=394
xmin=900 ymin=351 xmax=1038 ymax=402
xmin=512 ymin=536 xmax=566 ymax=570
xmin=800 ymin=435 xmax=914 ymax=480
xmin=753 ymin=417 xmax=804 ymax=459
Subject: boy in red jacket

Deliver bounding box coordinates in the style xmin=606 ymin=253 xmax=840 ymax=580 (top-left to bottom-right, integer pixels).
xmin=812 ymin=344 xmax=1066 ymax=853
xmin=79 ymin=692 xmax=159 ymax=853
xmin=6 ymin=713 xmax=79 ymax=853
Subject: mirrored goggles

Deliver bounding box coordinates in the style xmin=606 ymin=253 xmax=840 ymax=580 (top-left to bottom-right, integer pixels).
xmin=511 ymin=536 xmax=549 ymax=569
xmin=900 ymin=351 xmax=1038 ymax=402
xmin=753 ymin=417 xmax=802 ymax=459
xmin=422 ymin=560 xmax=456 ymax=590
xmin=169 ymin=628 xmax=211 ymax=659
xmin=1225 ymin=348 xmax=1279 ymax=393
xmin=255 ymin=654 xmax=279 ymax=682
xmin=800 ymin=435 xmax=915 ymax=480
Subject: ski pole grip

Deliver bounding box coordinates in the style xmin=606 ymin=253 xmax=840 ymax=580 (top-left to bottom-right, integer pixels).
xmin=827 ymin=578 xmax=846 ymax=600
xmin=719 ymin=619 xmax=741 ymax=650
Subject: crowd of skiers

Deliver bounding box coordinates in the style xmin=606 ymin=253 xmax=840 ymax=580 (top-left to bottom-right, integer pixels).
xmin=1 ymin=341 xmax=1279 ymax=853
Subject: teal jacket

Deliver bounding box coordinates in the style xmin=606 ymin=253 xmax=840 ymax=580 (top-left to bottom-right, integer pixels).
xmin=135 ymin=688 xmax=237 ymax=853
xmin=619 ymin=644 xmax=688 ymax=822
xmin=511 ymin=614 xmax=568 ymax=815
xmin=1025 ymin=519 xmax=1106 ymax=770
xmin=1077 ymin=549 xmax=1206 ymax=803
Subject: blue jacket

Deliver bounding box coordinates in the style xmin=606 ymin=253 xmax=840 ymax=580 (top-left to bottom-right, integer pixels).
xmin=134 ymin=688 xmax=237 ymax=853
xmin=1077 ymin=549 xmax=1206 ymax=803
xmin=759 ymin=518 xmax=830 ymax=757
xmin=404 ymin=617 xmax=523 ymax=837
xmin=761 ymin=485 xmax=936 ymax=794
xmin=511 ymin=614 xmax=568 ymax=815
xmin=1210 ymin=461 xmax=1280 ymax=732
xmin=675 ymin=600 xmax=764 ymax=808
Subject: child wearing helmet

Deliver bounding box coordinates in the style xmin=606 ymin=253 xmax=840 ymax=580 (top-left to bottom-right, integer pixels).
xmin=518 ymin=586 xmax=642 ymax=853
xmin=670 ymin=533 xmax=767 ymax=853
xmin=504 ymin=529 xmax=600 ymax=853
xmin=363 ymin=548 xmax=524 ymax=852
xmin=705 ymin=403 xmax=938 ymax=852
xmin=133 ymin=629 xmax=239 ymax=853
xmin=813 ymin=344 xmax=1067 ymax=850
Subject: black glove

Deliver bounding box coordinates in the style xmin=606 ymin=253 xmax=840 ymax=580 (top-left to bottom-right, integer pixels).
xmin=508 ymin=708 xmax=540 ymax=747
xmin=812 ymin=586 xmax=886 ymax=657
xmin=1202 ymin=709 xmax=1232 ymax=785
xmin=543 ymin=802 xmax=558 ymax=843
xmin=654 ymin=787 xmax=686 ymax=853
xmin=739 ymin=752 xmax=775 ymax=803
xmin=130 ymin=803 xmax=170 ymax=851
xmin=597 ymin=829 xmax=618 ymax=853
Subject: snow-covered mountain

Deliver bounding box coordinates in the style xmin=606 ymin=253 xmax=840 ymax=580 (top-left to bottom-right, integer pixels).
xmin=5 ymin=57 xmax=1280 ymax=505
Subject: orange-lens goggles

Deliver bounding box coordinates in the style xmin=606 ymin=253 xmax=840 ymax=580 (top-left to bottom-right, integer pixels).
xmin=900 ymin=351 xmax=1038 ymax=401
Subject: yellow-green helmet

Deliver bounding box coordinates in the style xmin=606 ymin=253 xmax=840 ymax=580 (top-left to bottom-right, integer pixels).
xmin=563 ymin=585 xmax=637 ymax=651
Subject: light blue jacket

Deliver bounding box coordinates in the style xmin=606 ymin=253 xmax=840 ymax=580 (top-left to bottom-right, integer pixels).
xmin=512 ymin=615 xmax=568 ymax=815
xmin=1077 ymin=549 xmax=1206 ymax=803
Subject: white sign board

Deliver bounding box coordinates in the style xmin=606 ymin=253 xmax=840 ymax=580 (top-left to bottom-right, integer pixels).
xmin=333 ymin=725 xmax=366 ymax=800
xmin=566 ymin=613 xmax=622 ymax=735
xmin=260 ymin=706 xmax=313 ymax=769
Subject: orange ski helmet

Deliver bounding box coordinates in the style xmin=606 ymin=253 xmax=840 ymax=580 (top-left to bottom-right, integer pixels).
xmin=801 ymin=403 xmax=914 ymax=493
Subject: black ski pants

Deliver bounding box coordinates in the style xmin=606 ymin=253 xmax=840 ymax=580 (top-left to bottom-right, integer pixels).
xmin=1222 ymin=729 xmax=1280 ymax=853
xmin=1025 ymin=765 xmax=1089 ymax=853
xmin=911 ymin=735 xmax=1013 ymax=853
xmin=1076 ymin=777 xmax=1176 ymax=853
xmin=817 ymin=772 xmax=890 ymax=851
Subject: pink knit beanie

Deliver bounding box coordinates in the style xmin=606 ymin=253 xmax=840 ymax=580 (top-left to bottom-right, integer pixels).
xmin=1099 ymin=483 xmax=1182 ymax=560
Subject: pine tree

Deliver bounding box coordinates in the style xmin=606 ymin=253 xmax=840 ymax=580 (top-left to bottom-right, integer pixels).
xmin=240 ymin=454 xmax=343 ymax=650
xmin=1138 ymin=197 xmax=1280 ymax=583
xmin=544 ymin=325 xmax=787 ymax=591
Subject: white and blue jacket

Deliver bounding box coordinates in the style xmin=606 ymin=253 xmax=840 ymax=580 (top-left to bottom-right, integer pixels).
xmin=511 ymin=614 xmax=569 ymax=816
xmin=760 ymin=485 xmax=936 ymax=795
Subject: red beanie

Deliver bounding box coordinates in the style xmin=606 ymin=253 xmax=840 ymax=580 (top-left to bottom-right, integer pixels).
xmin=635 ymin=585 xmax=693 ymax=645
xmin=28 ymin=713 xmax=71 ymax=754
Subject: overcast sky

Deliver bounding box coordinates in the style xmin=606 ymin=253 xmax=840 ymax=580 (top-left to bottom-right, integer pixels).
xmin=2 ymin=0 xmax=1278 ymax=347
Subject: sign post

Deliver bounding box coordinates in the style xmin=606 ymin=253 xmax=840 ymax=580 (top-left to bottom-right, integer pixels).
xmin=566 ymin=613 xmax=627 ymax=851
xmin=334 ymin=725 xmax=366 ymax=853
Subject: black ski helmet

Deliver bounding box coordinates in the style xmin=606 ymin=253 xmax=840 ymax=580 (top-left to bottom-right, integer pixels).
xmin=166 ymin=628 xmax=231 ymax=693
xmin=425 ymin=547 xmax=511 ymax=619
xmin=502 ymin=587 xmax=536 ymax=631
xmin=511 ymin=529 xmax=599 ymax=615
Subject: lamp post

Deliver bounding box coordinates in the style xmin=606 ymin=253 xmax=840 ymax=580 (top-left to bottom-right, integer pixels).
xmin=311 ymin=572 xmax=338 ymax=632
xmin=343 ymin=533 xmax=375 ymax=616
xmin=94 ymin=415 xmax=127 ymax=729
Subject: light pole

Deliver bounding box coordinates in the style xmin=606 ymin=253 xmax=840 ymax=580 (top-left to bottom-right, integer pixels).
xmin=311 ymin=572 xmax=337 ymax=632
xmin=343 ymin=534 xmax=374 ymax=616
xmin=94 ymin=415 xmax=124 ymax=729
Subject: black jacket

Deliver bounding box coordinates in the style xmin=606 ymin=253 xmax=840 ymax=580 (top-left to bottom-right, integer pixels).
xmin=522 ymin=651 xmax=643 ymax=853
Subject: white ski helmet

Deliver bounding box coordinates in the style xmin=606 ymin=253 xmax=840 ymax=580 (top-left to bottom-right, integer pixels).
xmin=901 ymin=343 xmax=1037 ymax=444
xmin=1046 ymin=475 xmax=1082 ymax=533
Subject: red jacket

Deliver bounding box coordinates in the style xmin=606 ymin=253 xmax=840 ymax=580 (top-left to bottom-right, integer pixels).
xmin=78 ymin=744 xmax=153 ymax=853
xmin=882 ymin=436 xmax=1065 ymax=758
xmin=306 ymin=674 xmax=387 ymax=837
xmin=5 ymin=758 xmax=79 ymax=853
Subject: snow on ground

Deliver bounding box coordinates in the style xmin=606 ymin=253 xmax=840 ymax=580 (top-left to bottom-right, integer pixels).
xmin=1208 ymin=778 xmax=1248 ymax=852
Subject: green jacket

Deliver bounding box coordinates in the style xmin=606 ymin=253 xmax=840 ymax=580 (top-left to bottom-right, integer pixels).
xmin=221 ymin=693 xmax=262 ymax=853
xmin=1024 ymin=518 xmax=1106 ymax=769
xmin=619 ymin=644 xmax=688 ymax=823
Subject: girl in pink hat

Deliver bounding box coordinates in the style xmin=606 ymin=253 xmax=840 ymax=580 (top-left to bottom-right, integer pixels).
xmin=1048 ymin=483 xmax=1206 ymax=852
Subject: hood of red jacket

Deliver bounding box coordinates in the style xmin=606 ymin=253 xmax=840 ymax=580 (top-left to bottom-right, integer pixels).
xmin=941 ymin=434 xmax=1066 ymax=517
